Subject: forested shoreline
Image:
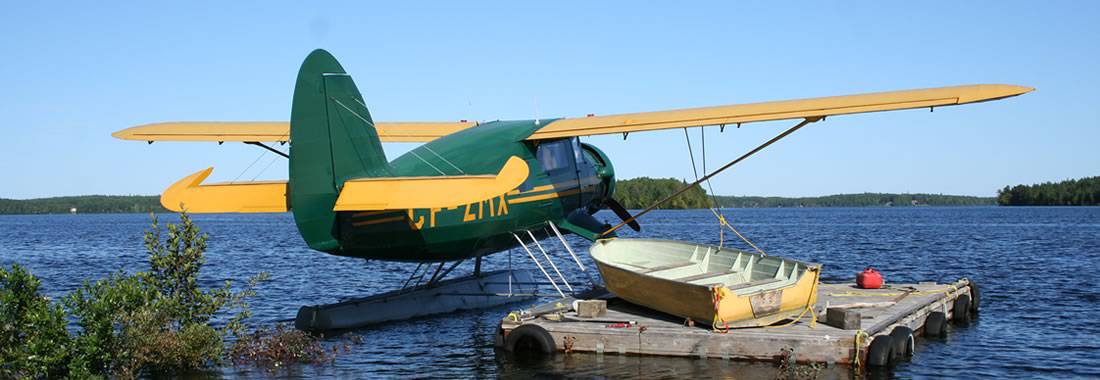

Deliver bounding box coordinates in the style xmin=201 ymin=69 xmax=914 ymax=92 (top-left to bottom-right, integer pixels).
xmin=0 ymin=195 xmax=165 ymax=214
xmin=997 ymin=176 xmax=1100 ymax=206
xmin=613 ymin=178 xmax=995 ymax=209
xmin=715 ymin=193 xmax=995 ymax=208
xmin=613 ymin=177 xmax=711 ymax=209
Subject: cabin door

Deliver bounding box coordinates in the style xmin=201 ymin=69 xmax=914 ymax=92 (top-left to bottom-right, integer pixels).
xmin=534 ymin=138 xmax=582 ymax=212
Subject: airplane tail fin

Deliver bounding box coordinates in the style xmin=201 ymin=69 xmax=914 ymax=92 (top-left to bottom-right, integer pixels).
xmin=289 ymin=49 xmax=392 ymax=252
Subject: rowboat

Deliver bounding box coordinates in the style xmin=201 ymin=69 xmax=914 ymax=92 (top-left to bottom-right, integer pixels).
xmin=590 ymin=238 xmax=821 ymax=328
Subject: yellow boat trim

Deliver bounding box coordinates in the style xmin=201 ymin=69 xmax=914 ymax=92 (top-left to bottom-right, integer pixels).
xmin=160 ymin=167 xmax=288 ymax=213
xmin=333 ymin=156 xmax=529 ymax=211
xmin=712 ymin=266 xmax=821 ymax=327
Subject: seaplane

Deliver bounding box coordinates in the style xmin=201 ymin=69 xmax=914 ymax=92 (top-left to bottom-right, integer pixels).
xmin=113 ymin=49 xmax=1031 ymax=332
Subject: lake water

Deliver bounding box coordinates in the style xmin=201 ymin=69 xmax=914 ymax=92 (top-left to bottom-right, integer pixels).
xmin=2 ymin=207 xmax=1098 ymax=379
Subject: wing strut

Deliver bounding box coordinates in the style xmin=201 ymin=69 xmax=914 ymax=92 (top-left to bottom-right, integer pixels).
xmin=244 ymin=141 xmax=289 ymax=158
xmin=601 ymin=116 xmax=822 ymax=237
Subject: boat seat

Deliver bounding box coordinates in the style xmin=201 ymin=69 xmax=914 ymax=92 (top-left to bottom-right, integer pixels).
xmin=674 ymin=271 xmax=732 ymax=282
xmin=617 ymin=261 xmax=653 ymax=270
xmin=727 ymin=278 xmax=785 ymax=291
xmin=640 ymin=262 xmax=697 ymax=274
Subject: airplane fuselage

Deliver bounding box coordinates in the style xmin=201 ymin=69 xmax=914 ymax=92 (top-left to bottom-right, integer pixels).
xmin=331 ymin=119 xmax=614 ymax=262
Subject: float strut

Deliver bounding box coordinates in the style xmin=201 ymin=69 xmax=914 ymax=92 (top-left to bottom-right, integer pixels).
xmin=527 ymin=230 xmax=573 ymax=293
xmin=513 ymin=233 xmax=566 ymax=298
xmin=548 ymin=221 xmax=597 ymax=287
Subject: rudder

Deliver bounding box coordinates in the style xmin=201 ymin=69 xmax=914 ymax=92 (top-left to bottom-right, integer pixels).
xmin=289 ymin=49 xmax=392 ymax=252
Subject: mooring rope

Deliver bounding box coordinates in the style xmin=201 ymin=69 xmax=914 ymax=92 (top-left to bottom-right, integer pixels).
xmin=710 ymin=285 xmax=731 ymax=333
xmin=764 ymin=272 xmax=820 ymax=330
xmin=853 ymin=329 xmax=870 ymax=373
xmin=681 ymin=127 xmax=768 ymax=256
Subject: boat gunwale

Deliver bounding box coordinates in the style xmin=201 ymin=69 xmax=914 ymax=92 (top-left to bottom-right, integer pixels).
xmin=590 ymin=238 xmax=821 ymax=294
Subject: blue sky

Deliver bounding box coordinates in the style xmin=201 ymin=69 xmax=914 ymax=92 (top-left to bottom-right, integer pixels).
xmin=1 ymin=2 xmax=1096 ymax=199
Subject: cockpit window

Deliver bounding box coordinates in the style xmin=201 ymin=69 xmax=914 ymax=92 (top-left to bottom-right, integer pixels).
xmin=572 ymin=138 xmax=585 ymax=167
xmin=536 ymin=139 xmax=576 ymax=172
xmin=580 ymin=144 xmax=604 ymax=167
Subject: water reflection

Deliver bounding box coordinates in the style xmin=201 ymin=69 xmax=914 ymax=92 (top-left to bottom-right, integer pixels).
xmin=495 ymin=349 xmax=854 ymax=379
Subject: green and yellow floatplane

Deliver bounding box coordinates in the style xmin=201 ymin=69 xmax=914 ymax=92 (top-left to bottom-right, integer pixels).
xmin=591 ymin=238 xmax=820 ymax=329
xmin=111 ymin=48 xmax=1029 ymax=331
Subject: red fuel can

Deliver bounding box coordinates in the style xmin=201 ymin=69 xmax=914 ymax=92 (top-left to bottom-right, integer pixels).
xmin=856 ymin=267 xmax=884 ymax=289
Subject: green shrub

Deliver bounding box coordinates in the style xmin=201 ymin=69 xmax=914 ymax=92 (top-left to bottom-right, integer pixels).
xmin=0 ymin=211 xmax=338 ymax=379
xmin=144 ymin=212 xmax=217 ymax=326
xmin=64 ymin=271 xmax=153 ymax=377
xmin=61 ymin=211 xmax=268 ymax=379
xmin=0 ymin=264 xmax=72 ymax=379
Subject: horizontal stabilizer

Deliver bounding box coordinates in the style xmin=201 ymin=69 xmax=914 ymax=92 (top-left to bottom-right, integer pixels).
xmin=161 ymin=168 xmax=288 ymax=213
xmin=333 ymin=156 xmax=529 ymax=211
xmin=528 ymin=84 xmax=1034 ymax=139
xmin=112 ymin=121 xmax=477 ymax=143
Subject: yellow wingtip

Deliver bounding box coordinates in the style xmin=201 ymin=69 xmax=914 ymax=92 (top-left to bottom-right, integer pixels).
xmin=956 ymin=84 xmax=1035 ymax=103
xmin=161 ymin=167 xmax=214 ymax=212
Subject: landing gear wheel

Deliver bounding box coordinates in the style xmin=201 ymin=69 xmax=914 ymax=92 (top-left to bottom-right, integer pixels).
xmin=504 ymin=324 xmax=556 ymax=356
xmin=925 ymin=311 xmax=948 ymax=338
xmin=889 ymin=326 xmax=915 ymax=360
xmin=952 ymin=294 xmax=971 ymax=325
xmin=866 ymin=335 xmax=896 ymax=367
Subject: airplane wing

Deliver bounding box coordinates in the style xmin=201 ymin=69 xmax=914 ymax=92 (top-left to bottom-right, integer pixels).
xmin=112 ymin=121 xmax=477 ymax=143
xmin=526 ymin=84 xmax=1033 ymax=140
xmin=159 ymin=156 xmax=528 ymax=213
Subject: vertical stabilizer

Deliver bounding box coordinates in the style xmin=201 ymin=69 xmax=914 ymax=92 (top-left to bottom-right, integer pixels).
xmin=290 ymin=49 xmax=392 ymax=252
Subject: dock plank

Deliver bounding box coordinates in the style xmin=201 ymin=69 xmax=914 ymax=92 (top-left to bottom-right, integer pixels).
xmin=499 ymin=278 xmax=973 ymax=367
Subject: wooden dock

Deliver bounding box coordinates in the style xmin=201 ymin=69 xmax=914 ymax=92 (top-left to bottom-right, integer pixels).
xmin=497 ymin=278 xmax=976 ymax=368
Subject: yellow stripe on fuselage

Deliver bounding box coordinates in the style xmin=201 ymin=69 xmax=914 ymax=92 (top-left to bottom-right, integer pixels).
xmin=351 ymin=210 xmax=398 ymax=218
xmin=507 ymin=179 xmax=580 ymax=196
xmin=349 ymin=176 xmax=596 ymax=224
xmin=352 ymin=215 xmax=406 ymax=226
xmin=509 ymin=188 xmax=582 ymax=204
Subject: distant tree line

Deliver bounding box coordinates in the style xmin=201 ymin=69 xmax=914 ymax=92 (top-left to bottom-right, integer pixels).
xmin=613 ymin=177 xmax=996 ymax=209
xmin=997 ymin=176 xmax=1100 ymax=206
xmin=716 ymin=193 xmax=995 ymax=208
xmin=614 ymin=177 xmax=711 ymax=209
xmin=0 ymin=195 xmax=165 ymax=214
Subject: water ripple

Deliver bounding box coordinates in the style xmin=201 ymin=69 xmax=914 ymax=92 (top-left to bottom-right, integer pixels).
xmin=1 ymin=207 xmax=1098 ymax=378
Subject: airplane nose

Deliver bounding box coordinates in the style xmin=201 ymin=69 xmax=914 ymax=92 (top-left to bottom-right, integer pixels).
xmin=597 ymin=166 xmax=613 ymax=179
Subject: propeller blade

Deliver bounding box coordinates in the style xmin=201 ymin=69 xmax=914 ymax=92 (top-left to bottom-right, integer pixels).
xmin=606 ymin=198 xmax=641 ymax=232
